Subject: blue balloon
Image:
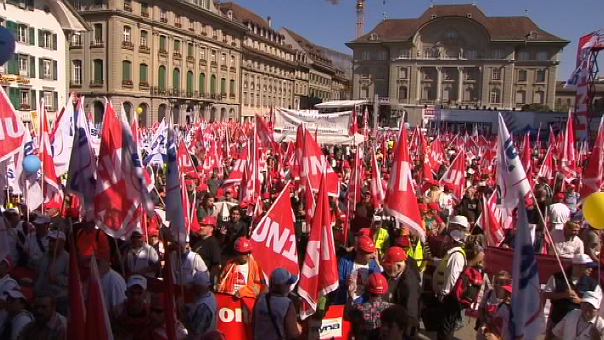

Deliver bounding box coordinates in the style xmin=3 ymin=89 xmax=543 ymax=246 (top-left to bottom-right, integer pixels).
xmin=0 ymin=27 xmax=16 ymax=66
xmin=23 ymin=155 xmax=41 ymax=174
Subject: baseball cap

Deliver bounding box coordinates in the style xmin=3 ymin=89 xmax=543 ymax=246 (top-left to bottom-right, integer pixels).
xmin=394 ymin=236 xmax=411 ymax=248
xmin=356 ymin=235 xmax=376 ymax=253
xmin=367 ymin=273 xmax=388 ymax=294
xmin=131 ymin=228 xmax=143 ymax=237
xmin=356 ymin=228 xmax=371 ymax=237
xmin=581 ymin=291 xmax=601 ymax=308
xmin=444 ymin=183 xmax=454 ymax=191
xmin=4 ymin=289 xmax=25 ymax=300
xmin=47 ymin=230 xmax=66 ymax=241
xmin=428 ymin=202 xmax=441 ymax=211
xmin=192 ymin=271 xmax=211 ymax=287
xmin=270 ymin=267 xmax=298 ymax=285
xmin=383 ymin=247 xmax=408 ymax=265
xmin=502 ymin=285 xmax=513 ymax=293
xmin=234 ymin=237 xmax=253 ymax=253
xmin=572 ymin=254 xmax=598 ymax=267
xmin=449 ymin=215 xmax=470 ymax=229
xmin=33 ymin=215 xmax=51 ymax=224
xmin=200 ymin=216 xmax=217 ymax=227
xmin=555 ymin=192 xmax=565 ymax=199
xmin=127 ymin=275 xmax=148 ymax=290
xmin=449 ymin=230 xmax=466 ymax=243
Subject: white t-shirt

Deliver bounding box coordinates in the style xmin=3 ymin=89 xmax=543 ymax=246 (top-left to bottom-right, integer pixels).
xmin=351 ymin=262 xmax=370 ymax=299
xmin=548 ymin=203 xmax=570 ymax=229
xmin=439 ymin=193 xmax=455 ymax=215
xmin=127 ymin=244 xmax=159 ymax=278
xmin=233 ymin=263 xmax=249 ymax=293
xmin=549 ymin=229 xmax=584 ymax=258
xmin=101 ymin=269 xmax=127 ymax=311
xmin=171 ymin=250 xmax=208 ymax=284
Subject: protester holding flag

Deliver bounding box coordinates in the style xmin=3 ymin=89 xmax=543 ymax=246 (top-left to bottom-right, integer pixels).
xmin=334 ymin=235 xmax=382 ymax=304
xmin=215 ymin=237 xmax=263 ymax=298
xmin=33 ymin=231 xmax=69 ymax=315
xmin=123 ymin=229 xmax=160 ymax=279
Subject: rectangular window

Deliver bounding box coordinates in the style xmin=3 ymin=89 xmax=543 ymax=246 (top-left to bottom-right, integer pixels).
xmin=536 ymin=51 xmax=548 ymax=61
xmin=18 ymin=55 xmax=28 ymax=76
xmin=159 ymin=9 xmax=167 ymax=21
xmin=174 ymin=39 xmax=180 ymax=52
xmin=18 ymin=24 xmax=27 ymax=43
xmin=43 ymin=59 xmax=52 ymax=79
xmin=141 ymin=2 xmax=149 ymax=16
xmin=159 ymin=35 xmax=166 ymax=50
xmin=465 ymin=49 xmax=477 ymax=60
xmin=200 ymin=48 xmax=206 ymax=60
xmin=397 ymin=48 xmax=410 ymax=59
xmin=515 ymin=91 xmax=526 ymax=104
xmin=211 ymin=50 xmax=216 ymax=62
xmin=361 ymin=51 xmax=369 ymax=60
xmin=123 ymin=26 xmax=131 ymax=42
xmin=221 ymin=53 xmax=226 ymax=65
xmin=535 ymin=69 xmax=546 ymax=83
xmin=187 ymin=43 xmax=194 ymax=56
xmin=140 ymin=30 xmax=148 ymax=47
xmin=465 ymin=69 xmax=475 ymax=81
xmin=518 ymin=51 xmax=530 ymax=61
xmin=72 ymin=61 xmax=82 ymax=84
xmin=518 ymin=69 xmax=527 ymax=82
xmin=491 ymin=49 xmax=504 ymax=60
xmin=93 ymin=23 xmax=103 ymax=43
xmin=20 ymin=90 xmax=29 ymax=106
xmin=43 ymin=91 xmax=52 ymax=111
xmin=139 ymin=63 xmax=148 ymax=82
xmin=491 ymin=68 xmax=501 ymax=81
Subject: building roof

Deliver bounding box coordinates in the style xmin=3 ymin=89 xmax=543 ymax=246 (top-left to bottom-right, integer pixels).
xmin=281 ymin=27 xmax=334 ymax=66
xmin=218 ymin=2 xmax=272 ymax=32
xmin=350 ymin=4 xmax=568 ymax=44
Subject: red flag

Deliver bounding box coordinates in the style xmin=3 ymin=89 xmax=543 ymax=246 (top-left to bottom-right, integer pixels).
xmin=362 ymin=106 xmax=369 ymax=138
xmin=370 ymin=146 xmax=384 ymax=208
xmin=39 ymin=103 xmax=62 ymax=203
xmin=224 ymin=147 xmax=248 ymax=187
xmin=298 ymin=169 xmax=339 ymax=319
xmin=521 ymin=132 xmax=532 ymax=175
xmin=346 ymin=148 xmax=363 ymax=244
xmin=0 ymin=86 xmax=24 ymax=162
xmin=304 ymin=176 xmax=316 ymax=229
xmin=580 ymin=117 xmax=604 ymax=198
xmin=537 ymin=145 xmax=554 ymax=184
xmin=384 ymin=127 xmax=424 ymax=237
xmin=479 ymin=192 xmax=506 ymax=247
xmin=162 ymin=251 xmax=177 ymax=340
xmin=250 ymin=185 xmax=299 ymax=280
xmin=349 ymin=105 xmax=359 ymax=136
xmin=560 ymin=111 xmax=578 ymax=178
xmin=177 ymin=141 xmax=192 ymax=236
xmin=85 ymin=254 xmax=113 ymax=340
xmin=300 ymin=127 xmax=339 ymax=196
xmin=439 ymin=151 xmax=467 ymax=201
xmin=255 ymin=114 xmax=275 ymax=147
xmin=67 ymin=236 xmax=86 ymax=340
xmin=428 ymin=139 xmax=446 ymax=171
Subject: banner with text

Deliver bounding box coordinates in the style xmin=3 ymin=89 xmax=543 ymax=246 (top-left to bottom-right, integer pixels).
xmin=275 ymin=109 xmax=351 ymax=136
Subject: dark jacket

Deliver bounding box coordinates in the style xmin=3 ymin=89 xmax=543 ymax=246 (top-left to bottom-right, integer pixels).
xmin=383 ymin=257 xmax=422 ymax=336
xmin=550 ymin=270 xmax=599 ymax=325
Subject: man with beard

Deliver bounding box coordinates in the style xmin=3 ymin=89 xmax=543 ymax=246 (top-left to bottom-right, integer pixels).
xmin=18 ymin=292 xmax=65 ymax=340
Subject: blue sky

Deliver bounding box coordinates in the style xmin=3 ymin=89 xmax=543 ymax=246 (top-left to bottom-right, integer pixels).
xmin=232 ymin=0 xmax=604 ymax=80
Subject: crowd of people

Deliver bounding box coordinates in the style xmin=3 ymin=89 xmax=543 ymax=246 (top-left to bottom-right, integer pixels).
xmin=0 ymin=132 xmax=602 ymax=340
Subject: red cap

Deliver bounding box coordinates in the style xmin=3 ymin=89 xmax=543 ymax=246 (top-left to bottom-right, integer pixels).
xmin=367 ymin=273 xmax=388 ymax=294
xmin=383 ymin=246 xmax=408 ymax=264
xmin=395 ymin=236 xmax=411 ymax=248
xmin=234 ymin=237 xmax=252 ymax=253
xmin=525 ymin=197 xmax=535 ymax=206
xmin=239 ymin=201 xmax=249 ymax=209
xmin=356 ymin=228 xmax=371 ymax=237
xmin=418 ymin=203 xmax=428 ymax=212
xmin=185 ymin=179 xmax=195 ymax=185
xmin=502 ymin=285 xmax=513 ymax=293
xmin=444 ymin=183 xmax=455 ymax=191
xmin=45 ymin=200 xmax=62 ymax=211
xmin=200 ymin=216 xmax=217 ymax=226
xmin=197 ymin=183 xmax=208 ymax=191
xmin=428 ymin=202 xmax=441 ymax=211
xmin=148 ymin=227 xmax=159 ymax=236
xmin=555 ymin=192 xmax=565 ymax=199
xmin=356 ymin=235 xmax=376 ymax=253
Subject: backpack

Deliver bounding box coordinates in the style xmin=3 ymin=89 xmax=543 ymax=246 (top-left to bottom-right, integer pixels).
xmin=449 ymin=265 xmax=484 ymax=308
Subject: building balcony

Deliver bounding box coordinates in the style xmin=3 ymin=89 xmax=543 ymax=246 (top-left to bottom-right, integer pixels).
xmin=90 ymin=40 xmax=105 ymax=48
xmin=139 ymin=45 xmax=150 ymax=54
xmin=78 ymin=4 xmax=107 ymax=11
xmin=199 ymin=59 xmax=207 ymax=66
xmin=211 ymin=61 xmax=217 ymax=67
xmin=186 ymin=56 xmax=195 ymax=63
xmin=160 ymin=17 xmax=168 ymax=23
xmin=202 ymin=31 xmax=207 ymax=36
xmin=220 ymin=92 xmax=227 ymax=99
xmin=122 ymin=41 xmax=134 ymax=50
xmin=212 ymin=35 xmax=218 ymax=40
xmin=173 ymin=52 xmax=182 ymax=60
xmin=231 ymin=42 xmax=237 ymax=47
xmin=70 ymin=81 xmax=82 ymax=88
xmin=124 ymin=3 xmax=132 ymax=11
xmin=139 ymin=81 xmax=149 ymax=90
xmin=70 ymin=41 xmax=83 ymax=49
xmin=220 ymin=65 xmax=227 ymax=71
xmin=141 ymin=10 xmax=149 ymax=18
xmin=122 ymin=79 xmax=134 ymax=88
xmin=158 ymin=49 xmax=168 ymax=57
xmin=90 ymin=80 xmax=104 ymax=87
xmin=229 ymin=93 xmax=235 ymax=99
xmin=230 ymin=66 xmax=236 ymax=73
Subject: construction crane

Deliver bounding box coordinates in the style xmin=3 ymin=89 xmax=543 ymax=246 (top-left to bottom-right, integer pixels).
xmin=325 ymin=0 xmax=374 ymax=39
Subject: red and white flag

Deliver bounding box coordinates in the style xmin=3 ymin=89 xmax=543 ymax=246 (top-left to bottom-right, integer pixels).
xmin=384 ymin=127 xmax=424 ymax=237
xmin=560 ymin=110 xmax=578 ymax=179
xmin=0 ymin=86 xmax=25 ymax=162
xmin=177 ymin=140 xmax=193 ymax=235
xmin=478 ymin=192 xmax=506 ymax=247
xmin=362 ymin=106 xmax=369 ymax=138
xmin=370 ymin=146 xmax=385 ymax=208
xmin=349 ymin=105 xmax=359 ymax=136
xmin=428 ymin=139 xmax=446 ymax=171
xmin=223 ymin=147 xmax=248 ymax=187
xmin=299 ymin=126 xmax=339 ymax=196
xmin=39 ymin=101 xmax=62 ymax=204
xmin=580 ymin=117 xmax=604 ymax=198
xmin=255 ymin=114 xmax=275 ymax=147
xmin=250 ymin=184 xmax=299 ymax=281
xmin=439 ymin=151 xmax=467 ymax=201
xmin=85 ymin=254 xmax=114 ymax=340
xmin=521 ymin=132 xmax=532 ymax=175
xmin=537 ymin=145 xmax=554 ymax=183
xmin=298 ymin=170 xmax=338 ymax=320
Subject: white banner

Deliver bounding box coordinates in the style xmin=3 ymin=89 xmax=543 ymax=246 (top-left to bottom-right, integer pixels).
xmin=275 ymin=109 xmax=351 ymax=136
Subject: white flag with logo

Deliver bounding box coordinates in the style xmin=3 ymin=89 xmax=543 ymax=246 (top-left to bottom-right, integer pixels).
xmin=496 ymin=113 xmax=530 ymax=209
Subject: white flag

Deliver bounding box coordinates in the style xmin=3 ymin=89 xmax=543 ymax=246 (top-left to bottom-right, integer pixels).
xmin=166 ymin=128 xmax=187 ymax=244
xmin=144 ymin=118 xmax=167 ymax=165
xmin=50 ymin=94 xmax=76 ymax=177
xmin=496 ymin=113 xmax=530 ymax=209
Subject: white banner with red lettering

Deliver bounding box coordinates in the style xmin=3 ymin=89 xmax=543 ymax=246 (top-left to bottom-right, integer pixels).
xmin=275 ymin=108 xmax=351 ymax=136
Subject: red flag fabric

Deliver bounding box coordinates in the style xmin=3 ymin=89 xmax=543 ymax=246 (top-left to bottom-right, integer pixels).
xmin=298 ymin=170 xmax=339 ymax=320
xmin=439 ymin=151 xmax=467 ymax=201
xmin=85 ymin=254 xmax=113 ymax=340
xmin=300 ymin=127 xmax=339 ymax=196
xmin=370 ymin=146 xmax=385 ymax=208
xmin=428 ymin=139 xmax=445 ymax=172
xmin=349 ymin=106 xmax=358 ymax=136
xmin=255 ymin=114 xmax=275 ymax=147
xmin=0 ymin=86 xmax=25 ymax=162
xmin=250 ymin=185 xmax=299 ymax=280
xmin=39 ymin=104 xmax=62 ymax=203
xmin=521 ymin=132 xmax=532 ymax=175
xmin=67 ymin=235 xmax=86 ymax=340
xmin=224 ymin=147 xmax=248 ymax=187
xmin=580 ymin=117 xmax=604 ymax=198
xmin=177 ymin=141 xmax=192 ymax=236
xmin=384 ymin=127 xmax=424 ymax=237
xmin=537 ymin=145 xmax=554 ymax=183
xmin=479 ymin=192 xmax=506 ymax=247
xmin=346 ymin=148 xmax=363 ymax=244
xmin=560 ymin=111 xmax=578 ymax=179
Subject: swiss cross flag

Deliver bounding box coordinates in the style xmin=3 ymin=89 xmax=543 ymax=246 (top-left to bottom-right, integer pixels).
xmin=0 ymin=86 xmax=25 ymax=162
xmin=298 ymin=170 xmax=338 ymax=320
xmin=298 ymin=126 xmax=339 ymax=196
xmin=478 ymin=192 xmax=506 ymax=247
xmin=384 ymin=127 xmax=424 ymax=237
xmin=439 ymin=151 xmax=467 ymax=201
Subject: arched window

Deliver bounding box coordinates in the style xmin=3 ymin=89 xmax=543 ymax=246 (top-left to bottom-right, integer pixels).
xmin=172 ymin=68 xmax=181 ymax=91
xmin=230 ymin=79 xmax=235 ymax=96
xmin=199 ymin=73 xmax=206 ymax=94
xmin=158 ymin=65 xmax=166 ymax=91
xmin=210 ymin=75 xmax=216 ymax=94
xmin=398 ymin=86 xmax=408 ymax=100
xmin=220 ymin=78 xmax=226 ymax=94
xmin=186 ymin=71 xmax=193 ymax=93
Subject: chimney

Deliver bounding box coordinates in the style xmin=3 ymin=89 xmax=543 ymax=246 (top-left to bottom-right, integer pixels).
xmin=267 ymin=16 xmax=272 ymax=27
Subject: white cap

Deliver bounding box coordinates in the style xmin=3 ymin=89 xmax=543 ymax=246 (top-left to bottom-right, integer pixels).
xmin=449 ymin=230 xmax=466 ymax=243
xmin=449 ymin=215 xmax=470 ymax=229
xmin=572 ymin=254 xmax=597 ymax=267
xmin=581 ymin=291 xmax=601 ymax=308
xmin=127 ymin=275 xmax=147 ymax=290
xmin=33 ymin=215 xmax=51 ymax=224
xmin=47 ymin=230 xmax=66 ymax=241
xmin=192 ymin=271 xmax=211 ymax=286
xmin=4 ymin=289 xmax=25 ymax=300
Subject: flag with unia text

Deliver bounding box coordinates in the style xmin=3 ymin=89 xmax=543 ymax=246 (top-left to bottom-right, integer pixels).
xmin=439 ymin=151 xmax=467 ymax=202
xmin=250 ymin=185 xmax=299 ymax=282
xmin=0 ymin=86 xmax=25 ymax=162
xmin=510 ymin=196 xmax=543 ymax=340
xmin=94 ymin=102 xmax=150 ymax=238
xmin=223 ymin=147 xmax=248 ymax=187
xmin=496 ymin=113 xmax=531 ymax=210
xmin=428 ymin=139 xmax=446 ymax=172
xmin=85 ymin=254 xmax=114 ymax=340
xmin=299 ymin=126 xmax=339 ymax=196
xmin=384 ymin=127 xmax=424 ymax=237
xmin=298 ymin=170 xmax=339 ymax=320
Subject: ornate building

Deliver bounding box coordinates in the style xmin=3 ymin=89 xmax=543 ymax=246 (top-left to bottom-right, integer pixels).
xmin=218 ymin=3 xmax=296 ymax=122
xmin=69 ymin=0 xmax=245 ymax=126
xmin=346 ymin=4 xmax=569 ymax=124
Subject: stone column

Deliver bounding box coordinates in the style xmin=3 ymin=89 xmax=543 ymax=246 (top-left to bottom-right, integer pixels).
xmin=457 ymin=67 xmax=464 ymax=103
xmin=416 ymin=67 xmax=422 ymax=101
xmin=436 ymin=67 xmax=442 ymax=102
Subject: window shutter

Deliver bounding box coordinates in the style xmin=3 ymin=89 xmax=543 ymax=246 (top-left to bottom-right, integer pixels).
xmin=53 ymin=60 xmax=58 ymax=80
xmin=39 ymin=59 xmax=43 ymax=79
xmin=28 ymin=27 xmax=35 ymax=45
xmin=6 ymin=21 xmax=17 ymax=38
xmin=53 ymin=92 xmax=58 ymax=111
xmin=30 ymin=89 xmax=36 ymax=109
xmin=29 ymin=55 xmax=35 ymax=78
xmin=8 ymin=87 xmax=19 ymax=109
xmin=52 ymin=34 xmax=58 ymax=50
xmin=7 ymin=54 xmax=18 ymax=75
xmin=38 ymin=29 xmax=43 ymax=47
